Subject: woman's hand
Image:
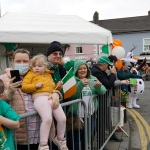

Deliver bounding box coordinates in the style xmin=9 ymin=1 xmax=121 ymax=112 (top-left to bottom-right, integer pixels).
xmin=8 ymin=77 xmax=22 ymax=90
xmin=6 ymin=77 xmax=22 ymax=100
xmin=81 ymin=78 xmax=89 ymax=86
xmin=49 ymin=93 xmax=60 ymax=109
xmin=94 ymin=80 xmax=102 ymax=87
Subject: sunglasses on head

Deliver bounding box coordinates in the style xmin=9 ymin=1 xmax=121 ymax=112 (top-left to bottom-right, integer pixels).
xmin=52 ymin=52 xmax=63 ymax=56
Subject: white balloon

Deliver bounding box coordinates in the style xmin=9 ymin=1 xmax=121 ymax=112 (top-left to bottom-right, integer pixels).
xmin=0 ymin=44 xmax=6 ymax=55
xmin=111 ymin=46 xmax=125 ymax=59
xmin=131 ymin=79 xmax=144 ymax=95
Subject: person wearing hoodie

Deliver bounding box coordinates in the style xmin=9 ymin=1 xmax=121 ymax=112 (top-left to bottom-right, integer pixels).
xmin=67 ymin=59 xmax=107 ymax=150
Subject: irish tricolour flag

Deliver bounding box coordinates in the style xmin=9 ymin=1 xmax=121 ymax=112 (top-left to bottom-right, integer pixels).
xmin=62 ymin=68 xmax=77 ymax=99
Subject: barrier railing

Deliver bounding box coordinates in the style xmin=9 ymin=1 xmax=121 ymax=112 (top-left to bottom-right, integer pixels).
xmin=14 ymin=87 xmax=122 ymax=150
xmin=15 ymin=99 xmax=88 ymax=150
xmin=87 ymin=88 xmax=121 ymax=150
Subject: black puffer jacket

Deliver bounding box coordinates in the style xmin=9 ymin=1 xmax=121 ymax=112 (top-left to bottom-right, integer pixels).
xmin=91 ymin=64 xmax=116 ymax=90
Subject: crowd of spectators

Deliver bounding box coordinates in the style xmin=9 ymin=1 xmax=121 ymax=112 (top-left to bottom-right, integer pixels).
xmin=0 ymin=41 xmax=147 ymax=150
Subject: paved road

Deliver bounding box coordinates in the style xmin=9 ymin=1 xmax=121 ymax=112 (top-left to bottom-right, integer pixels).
xmin=127 ymin=81 xmax=150 ymax=150
xmin=138 ymin=81 xmax=150 ymax=124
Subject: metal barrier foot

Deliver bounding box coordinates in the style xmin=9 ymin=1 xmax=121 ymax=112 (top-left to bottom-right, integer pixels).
xmin=110 ymin=133 xmax=123 ymax=142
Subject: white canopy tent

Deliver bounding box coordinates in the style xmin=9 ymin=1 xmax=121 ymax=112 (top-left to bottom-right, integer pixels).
xmin=0 ymin=12 xmax=113 ymax=44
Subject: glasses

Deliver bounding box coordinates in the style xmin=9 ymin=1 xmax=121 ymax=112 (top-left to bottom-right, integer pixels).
xmin=52 ymin=52 xmax=63 ymax=56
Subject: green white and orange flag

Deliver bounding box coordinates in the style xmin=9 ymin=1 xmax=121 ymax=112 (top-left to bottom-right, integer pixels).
xmin=62 ymin=68 xmax=77 ymax=99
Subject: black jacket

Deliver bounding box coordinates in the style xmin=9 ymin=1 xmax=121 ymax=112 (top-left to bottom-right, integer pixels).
xmin=91 ymin=64 xmax=116 ymax=90
xmin=58 ymin=64 xmax=67 ymax=79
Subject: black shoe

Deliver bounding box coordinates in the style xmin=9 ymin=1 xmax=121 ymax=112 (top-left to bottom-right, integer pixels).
xmin=110 ymin=134 xmax=123 ymax=142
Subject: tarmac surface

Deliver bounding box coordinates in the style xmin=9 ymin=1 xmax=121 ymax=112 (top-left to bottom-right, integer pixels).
xmin=106 ymin=114 xmax=130 ymax=150
xmin=106 ymin=81 xmax=150 ymax=150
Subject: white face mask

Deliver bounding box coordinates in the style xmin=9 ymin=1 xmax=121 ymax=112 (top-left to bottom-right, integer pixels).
xmin=14 ymin=64 xmax=30 ymax=76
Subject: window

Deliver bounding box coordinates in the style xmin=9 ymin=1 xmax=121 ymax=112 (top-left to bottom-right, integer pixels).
xmin=143 ymin=38 xmax=150 ymax=52
xmin=75 ymin=46 xmax=83 ymax=54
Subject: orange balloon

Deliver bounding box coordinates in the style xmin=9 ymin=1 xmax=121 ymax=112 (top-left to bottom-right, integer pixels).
xmin=115 ymin=59 xmax=122 ymax=70
xmin=112 ymin=39 xmax=122 ymax=50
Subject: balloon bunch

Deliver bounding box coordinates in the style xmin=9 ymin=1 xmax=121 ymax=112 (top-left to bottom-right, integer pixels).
xmin=111 ymin=39 xmax=125 ymax=59
xmin=110 ymin=39 xmax=126 ymax=70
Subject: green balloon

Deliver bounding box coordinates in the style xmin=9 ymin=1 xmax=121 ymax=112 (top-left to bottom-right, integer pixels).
xmin=102 ymin=45 xmax=109 ymax=54
xmin=2 ymin=43 xmax=18 ymax=51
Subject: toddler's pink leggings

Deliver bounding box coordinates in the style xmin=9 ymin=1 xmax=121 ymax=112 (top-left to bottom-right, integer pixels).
xmin=33 ymin=96 xmax=66 ymax=145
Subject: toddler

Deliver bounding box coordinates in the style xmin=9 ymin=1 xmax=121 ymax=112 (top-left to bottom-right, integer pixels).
xmin=22 ymin=54 xmax=68 ymax=150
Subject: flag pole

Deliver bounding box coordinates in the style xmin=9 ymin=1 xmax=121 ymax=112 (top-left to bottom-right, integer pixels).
xmin=61 ymin=67 xmax=73 ymax=81
xmin=55 ymin=85 xmax=59 ymax=90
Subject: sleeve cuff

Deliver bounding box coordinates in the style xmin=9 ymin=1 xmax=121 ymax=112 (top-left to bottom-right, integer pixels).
xmin=53 ymin=90 xmax=63 ymax=100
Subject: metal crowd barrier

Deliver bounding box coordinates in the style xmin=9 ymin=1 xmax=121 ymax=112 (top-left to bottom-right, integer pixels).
xmin=87 ymin=88 xmax=121 ymax=150
xmin=14 ymin=87 xmax=122 ymax=150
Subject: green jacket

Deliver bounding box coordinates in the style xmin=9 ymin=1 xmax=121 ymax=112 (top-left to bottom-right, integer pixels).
xmin=67 ymin=59 xmax=107 ymax=116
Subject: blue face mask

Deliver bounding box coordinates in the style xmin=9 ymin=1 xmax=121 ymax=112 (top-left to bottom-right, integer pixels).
xmin=14 ymin=64 xmax=30 ymax=76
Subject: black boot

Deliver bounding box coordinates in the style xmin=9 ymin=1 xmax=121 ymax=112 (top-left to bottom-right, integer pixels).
xmin=103 ymin=147 xmax=108 ymax=150
xmin=110 ymin=133 xmax=123 ymax=142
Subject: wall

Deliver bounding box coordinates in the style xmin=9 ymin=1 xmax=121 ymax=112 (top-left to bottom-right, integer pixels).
xmin=65 ymin=44 xmax=97 ymax=60
xmin=113 ymin=32 xmax=150 ymax=56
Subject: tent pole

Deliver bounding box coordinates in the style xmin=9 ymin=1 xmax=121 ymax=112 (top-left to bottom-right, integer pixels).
xmin=96 ymin=44 xmax=100 ymax=61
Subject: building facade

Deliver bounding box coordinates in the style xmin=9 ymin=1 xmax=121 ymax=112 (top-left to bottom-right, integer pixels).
xmin=92 ymin=11 xmax=150 ymax=62
xmin=65 ymin=11 xmax=150 ymax=62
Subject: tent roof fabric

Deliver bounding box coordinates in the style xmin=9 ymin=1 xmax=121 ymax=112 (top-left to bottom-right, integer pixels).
xmin=0 ymin=12 xmax=113 ymax=44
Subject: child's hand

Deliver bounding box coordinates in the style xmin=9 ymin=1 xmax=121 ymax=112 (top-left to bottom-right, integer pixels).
xmin=35 ymin=82 xmax=43 ymax=89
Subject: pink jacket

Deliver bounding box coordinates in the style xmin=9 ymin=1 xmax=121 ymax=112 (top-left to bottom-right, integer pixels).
xmin=0 ymin=68 xmax=28 ymax=143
